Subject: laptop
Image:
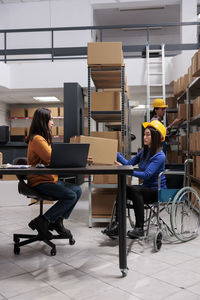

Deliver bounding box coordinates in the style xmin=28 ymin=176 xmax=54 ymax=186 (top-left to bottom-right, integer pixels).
xmin=49 ymin=143 xmax=90 ymax=168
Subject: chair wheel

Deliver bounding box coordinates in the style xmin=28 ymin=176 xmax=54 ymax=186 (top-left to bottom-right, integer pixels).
xmin=50 ymin=248 xmax=56 ymax=256
xmin=14 ymin=245 xmax=20 ymax=255
xmin=69 ymin=238 xmax=75 ymax=245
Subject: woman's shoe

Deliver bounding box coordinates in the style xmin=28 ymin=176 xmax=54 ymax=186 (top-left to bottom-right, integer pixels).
xmin=28 ymin=215 xmax=52 ymax=240
xmin=102 ymin=221 xmax=119 ymax=237
xmin=49 ymin=217 xmax=72 ymax=238
xmin=127 ymin=227 xmax=144 ymax=239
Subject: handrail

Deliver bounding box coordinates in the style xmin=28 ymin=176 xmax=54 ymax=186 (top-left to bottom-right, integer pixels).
xmin=0 ymin=21 xmax=199 ymax=63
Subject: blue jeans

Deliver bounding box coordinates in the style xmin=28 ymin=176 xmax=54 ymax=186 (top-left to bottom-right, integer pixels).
xmin=34 ymin=180 xmax=82 ymax=223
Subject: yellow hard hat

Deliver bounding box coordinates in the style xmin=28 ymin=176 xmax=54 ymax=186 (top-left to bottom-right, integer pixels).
xmin=143 ymin=120 xmax=166 ymax=142
xmin=152 ymin=98 xmax=168 ymax=108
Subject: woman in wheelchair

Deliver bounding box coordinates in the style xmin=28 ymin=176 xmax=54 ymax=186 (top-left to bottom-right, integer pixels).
xmin=26 ymin=107 xmax=82 ymax=239
xmin=105 ymin=120 xmax=167 ymax=239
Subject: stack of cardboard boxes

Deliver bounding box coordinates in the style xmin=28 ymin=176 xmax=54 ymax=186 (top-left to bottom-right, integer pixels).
xmin=85 ymin=41 xmax=130 ymax=220
xmin=172 ymin=49 xmax=200 ymax=192
xmin=9 ymin=106 xmax=64 ymax=139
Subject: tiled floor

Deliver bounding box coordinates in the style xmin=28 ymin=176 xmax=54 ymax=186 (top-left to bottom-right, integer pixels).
xmin=0 ymin=183 xmax=200 ymax=300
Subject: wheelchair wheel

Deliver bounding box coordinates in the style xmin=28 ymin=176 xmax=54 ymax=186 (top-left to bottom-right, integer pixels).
xmin=170 ymin=187 xmax=200 ymax=242
xmin=153 ymin=230 xmax=163 ymax=252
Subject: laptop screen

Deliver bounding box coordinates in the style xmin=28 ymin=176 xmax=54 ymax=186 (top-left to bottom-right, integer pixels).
xmin=49 ymin=143 xmax=90 ymax=168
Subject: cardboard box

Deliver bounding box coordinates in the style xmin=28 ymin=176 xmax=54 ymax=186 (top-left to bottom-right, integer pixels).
xmin=188 ymin=65 xmax=196 ymax=84
xmin=10 ymin=108 xmax=25 ymax=118
xmin=173 ymin=79 xmax=178 ymax=96
xmin=10 ymin=127 xmax=26 ymax=136
xmin=51 ymin=126 xmax=57 ymax=136
xmin=196 ymin=132 xmax=200 ymax=151
xmin=190 ymin=133 xmax=196 ymax=152
xmin=191 ymin=183 xmax=200 ymax=209
xmin=92 ymin=188 xmax=117 ymax=216
xmin=2 ymin=175 xmax=18 ymax=181
xmin=27 ymin=108 xmax=37 ymax=117
xmin=91 ymin=70 xmax=126 ymax=89
xmin=91 ymin=131 xmax=122 ymax=152
xmin=192 ymin=97 xmax=200 ymax=117
xmin=48 ymin=107 xmax=58 ymax=117
xmin=0 ymin=152 xmax=2 ymax=165
xmin=180 ymin=135 xmax=187 ymax=150
xmin=91 ymin=91 xmax=121 ymax=111
xmin=166 ymin=97 xmax=177 ymax=109
xmin=93 ymin=174 xmax=118 ymax=184
xmin=183 ymin=73 xmax=189 ymax=90
xmin=196 ymin=156 xmax=200 ymax=179
xmin=60 ymin=107 xmax=64 ymax=117
xmin=192 ymin=51 xmax=198 ymax=77
xmin=87 ymin=42 xmax=124 ymax=66
xmin=70 ymin=135 xmax=118 ymax=165
xmin=57 ymin=126 xmax=64 ymax=136
xmin=167 ymin=112 xmax=178 ymax=124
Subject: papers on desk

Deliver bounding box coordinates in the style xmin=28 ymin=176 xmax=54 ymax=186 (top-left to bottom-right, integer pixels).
xmin=0 ymin=164 xmax=31 ymax=169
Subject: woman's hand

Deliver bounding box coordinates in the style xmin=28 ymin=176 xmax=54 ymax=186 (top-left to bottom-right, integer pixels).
xmin=114 ymin=160 xmax=122 ymax=166
xmin=87 ymin=156 xmax=93 ymax=165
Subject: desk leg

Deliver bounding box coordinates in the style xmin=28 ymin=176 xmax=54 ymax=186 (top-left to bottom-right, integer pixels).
xmin=118 ymin=174 xmax=128 ymax=277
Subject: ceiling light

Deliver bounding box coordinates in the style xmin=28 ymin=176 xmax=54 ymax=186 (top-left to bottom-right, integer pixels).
xmin=197 ymin=13 xmax=200 ymax=19
xmin=33 ymin=96 xmax=60 ymax=102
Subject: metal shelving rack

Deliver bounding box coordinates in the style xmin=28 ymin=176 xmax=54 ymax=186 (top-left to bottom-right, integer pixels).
xmin=176 ymin=77 xmax=200 ymax=184
xmin=87 ymin=65 xmax=130 ymax=227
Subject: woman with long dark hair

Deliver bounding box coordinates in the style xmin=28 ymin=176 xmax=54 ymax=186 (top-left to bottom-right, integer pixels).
xmin=26 ymin=107 xmax=82 ymax=239
xmin=105 ymin=120 xmax=167 ymax=239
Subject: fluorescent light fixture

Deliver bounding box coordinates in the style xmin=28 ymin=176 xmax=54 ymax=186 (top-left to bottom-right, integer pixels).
xmin=133 ymin=104 xmax=146 ymax=109
xmin=33 ymin=96 xmax=60 ymax=102
xmin=197 ymin=13 xmax=200 ymax=19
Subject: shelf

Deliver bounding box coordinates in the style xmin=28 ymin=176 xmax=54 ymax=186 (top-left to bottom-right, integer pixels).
xmin=166 ymin=108 xmax=178 ymax=113
xmin=91 ymin=111 xmax=121 ymax=122
xmin=105 ymin=122 xmax=121 ymax=130
xmin=189 ymin=114 xmax=200 ymax=126
xmin=190 ymin=151 xmax=200 ymax=156
xmin=90 ymin=66 xmax=123 ymax=89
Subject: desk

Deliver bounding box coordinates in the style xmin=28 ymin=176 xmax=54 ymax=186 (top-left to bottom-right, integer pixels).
xmin=0 ymin=165 xmax=133 ymax=277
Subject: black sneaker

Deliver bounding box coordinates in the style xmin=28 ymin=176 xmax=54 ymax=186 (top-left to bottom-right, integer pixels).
xmin=102 ymin=221 xmax=119 ymax=237
xmin=49 ymin=217 xmax=72 ymax=238
xmin=127 ymin=227 xmax=144 ymax=239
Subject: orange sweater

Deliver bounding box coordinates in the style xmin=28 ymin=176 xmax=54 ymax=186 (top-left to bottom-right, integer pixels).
xmin=27 ymin=135 xmax=58 ymax=187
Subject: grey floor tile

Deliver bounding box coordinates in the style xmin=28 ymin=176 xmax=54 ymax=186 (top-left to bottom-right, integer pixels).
xmin=152 ymin=266 xmax=200 ymax=288
xmin=0 ymin=183 xmax=200 ymax=300
xmin=9 ymin=286 xmax=71 ymax=300
xmin=0 ymin=273 xmax=48 ymax=298
xmin=162 ymin=289 xmax=200 ymax=300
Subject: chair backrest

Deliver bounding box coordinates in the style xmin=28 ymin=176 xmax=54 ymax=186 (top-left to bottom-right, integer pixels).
xmin=165 ymin=163 xmax=184 ymax=189
xmin=12 ymin=157 xmax=27 ymax=181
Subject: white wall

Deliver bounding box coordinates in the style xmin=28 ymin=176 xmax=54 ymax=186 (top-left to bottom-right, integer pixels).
xmin=0 ymin=102 xmax=9 ymax=126
xmin=0 ymin=0 xmax=92 ymax=50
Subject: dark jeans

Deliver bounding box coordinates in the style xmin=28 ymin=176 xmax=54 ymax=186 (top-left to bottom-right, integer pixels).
xmin=126 ymin=185 xmax=158 ymax=228
xmin=34 ymin=180 xmax=82 ymax=223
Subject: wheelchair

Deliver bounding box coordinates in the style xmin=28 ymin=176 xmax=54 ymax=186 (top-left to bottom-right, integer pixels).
xmin=104 ymin=159 xmax=200 ymax=252
xmin=127 ymin=159 xmax=200 ymax=251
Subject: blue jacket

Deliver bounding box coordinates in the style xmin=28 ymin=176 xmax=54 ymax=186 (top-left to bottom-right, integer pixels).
xmin=117 ymin=149 xmax=166 ymax=189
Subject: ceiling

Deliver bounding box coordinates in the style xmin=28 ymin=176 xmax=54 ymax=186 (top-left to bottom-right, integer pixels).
xmin=0 ymin=86 xmax=63 ymax=105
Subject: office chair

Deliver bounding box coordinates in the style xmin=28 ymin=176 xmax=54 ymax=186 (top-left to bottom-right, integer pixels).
xmin=12 ymin=157 xmax=75 ymax=256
